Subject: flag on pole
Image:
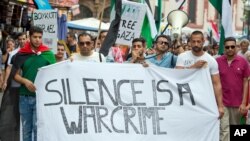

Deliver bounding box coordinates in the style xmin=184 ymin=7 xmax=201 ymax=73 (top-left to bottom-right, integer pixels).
xmin=137 ymin=0 xmax=158 ymax=48
xmin=209 ymin=20 xmax=220 ymax=42
xmin=141 ymin=4 xmax=158 ymax=48
xmin=99 ymin=0 xmax=122 ymax=56
xmin=209 ymin=0 xmax=233 ymax=54
xmin=154 ymin=0 xmax=162 ymax=32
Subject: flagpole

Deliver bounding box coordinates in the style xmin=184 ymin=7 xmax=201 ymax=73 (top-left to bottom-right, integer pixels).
xmin=95 ymin=0 xmax=106 ymax=49
xmin=161 ymin=0 xmax=186 ymax=34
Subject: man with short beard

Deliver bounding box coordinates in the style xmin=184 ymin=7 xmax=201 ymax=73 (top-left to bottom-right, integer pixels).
xmin=148 ymin=35 xmax=177 ymax=68
xmin=175 ymin=30 xmax=224 ymax=120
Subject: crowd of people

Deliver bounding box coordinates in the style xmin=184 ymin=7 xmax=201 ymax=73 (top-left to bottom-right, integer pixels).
xmin=0 ymin=25 xmax=250 ymax=141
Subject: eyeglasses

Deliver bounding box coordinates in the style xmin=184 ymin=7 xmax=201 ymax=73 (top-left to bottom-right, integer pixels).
xmin=79 ymin=41 xmax=91 ymax=46
xmin=157 ymin=41 xmax=168 ymax=46
xmin=225 ymin=45 xmax=235 ymax=49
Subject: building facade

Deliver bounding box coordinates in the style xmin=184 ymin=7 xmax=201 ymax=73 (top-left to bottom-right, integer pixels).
xmin=75 ymin=0 xmax=243 ymax=34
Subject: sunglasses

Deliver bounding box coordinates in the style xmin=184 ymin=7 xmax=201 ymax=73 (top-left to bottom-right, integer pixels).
xmin=79 ymin=41 xmax=91 ymax=46
xmin=157 ymin=41 xmax=169 ymax=45
xmin=133 ymin=44 xmax=142 ymax=48
xmin=225 ymin=45 xmax=235 ymax=49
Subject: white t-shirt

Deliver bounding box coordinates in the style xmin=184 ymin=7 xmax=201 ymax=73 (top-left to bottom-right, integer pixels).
xmin=7 ymin=47 xmax=20 ymax=66
xmin=71 ymin=52 xmax=106 ymax=62
xmin=176 ymin=51 xmax=219 ymax=75
xmin=7 ymin=47 xmax=21 ymax=87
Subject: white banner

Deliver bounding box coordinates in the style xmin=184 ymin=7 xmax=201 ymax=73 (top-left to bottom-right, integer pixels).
xmin=115 ymin=1 xmax=146 ymax=46
xmin=35 ymin=61 xmax=219 ymax=141
xmin=33 ymin=10 xmax=58 ymax=53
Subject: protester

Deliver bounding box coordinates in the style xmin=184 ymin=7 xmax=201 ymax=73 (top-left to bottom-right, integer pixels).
xmin=238 ymin=39 xmax=250 ymax=58
xmin=0 ymin=32 xmax=27 ymax=141
xmin=127 ymin=38 xmax=146 ymax=60
xmin=99 ymin=30 xmax=108 ymax=45
xmin=55 ymin=41 xmax=67 ymax=62
xmin=175 ymin=30 xmax=224 ymax=119
xmin=148 ymin=35 xmax=177 ymax=68
xmin=94 ymin=37 xmax=101 ymax=52
xmin=212 ymin=43 xmax=220 ymax=58
xmin=172 ymin=40 xmax=185 ymax=55
xmin=13 ymin=26 xmax=56 ymax=141
xmin=216 ymin=37 xmax=249 ymax=141
xmin=66 ymin=31 xmax=79 ymax=56
xmin=2 ymin=38 xmax=15 ymax=70
xmin=183 ymin=43 xmax=190 ymax=51
xmin=128 ymin=38 xmax=150 ymax=67
xmin=71 ymin=32 xmax=105 ymax=62
xmin=2 ymin=32 xmax=27 ymax=91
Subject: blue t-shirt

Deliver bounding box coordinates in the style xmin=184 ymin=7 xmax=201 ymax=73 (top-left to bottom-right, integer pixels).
xmin=148 ymin=52 xmax=177 ymax=68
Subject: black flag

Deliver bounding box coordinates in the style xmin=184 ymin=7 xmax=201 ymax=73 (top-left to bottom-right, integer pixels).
xmin=99 ymin=0 xmax=122 ymax=56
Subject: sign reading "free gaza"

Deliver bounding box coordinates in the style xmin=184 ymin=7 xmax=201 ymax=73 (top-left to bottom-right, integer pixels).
xmin=35 ymin=61 xmax=220 ymax=141
xmin=114 ymin=1 xmax=146 ymax=46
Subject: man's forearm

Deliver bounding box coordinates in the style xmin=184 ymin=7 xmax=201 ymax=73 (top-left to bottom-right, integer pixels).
xmin=214 ymin=84 xmax=224 ymax=108
xmin=14 ymin=72 xmax=27 ymax=85
xmin=241 ymin=78 xmax=249 ymax=105
xmin=212 ymin=74 xmax=224 ymax=108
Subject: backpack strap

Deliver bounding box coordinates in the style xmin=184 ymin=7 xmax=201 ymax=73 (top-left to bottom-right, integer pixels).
xmin=99 ymin=53 xmax=102 ymax=62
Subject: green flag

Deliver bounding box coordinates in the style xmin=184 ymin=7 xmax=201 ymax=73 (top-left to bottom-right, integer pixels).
xmin=140 ymin=0 xmax=158 ymax=48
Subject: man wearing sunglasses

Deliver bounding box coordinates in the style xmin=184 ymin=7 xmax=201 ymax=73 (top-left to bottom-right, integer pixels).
xmin=71 ymin=33 xmax=105 ymax=62
xmin=148 ymin=35 xmax=177 ymax=68
xmin=216 ymin=37 xmax=250 ymax=141
xmin=176 ymin=30 xmax=224 ymax=120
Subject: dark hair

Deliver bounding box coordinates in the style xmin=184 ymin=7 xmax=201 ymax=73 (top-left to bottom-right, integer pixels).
xmin=132 ymin=37 xmax=145 ymax=44
xmin=67 ymin=31 xmax=77 ymax=40
xmin=16 ymin=32 xmax=27 ymax=39
xmin=78 ymin=32 xmax=93 ymax=41
xmin=224 ymin=37 xmax=236 ymax=44
xmin=191 ymin=30 xmax=204 ymax=39
xmin=99 ymin=30 xmax=108 ymax=39
xmin=155 ymin=35 xmax=171 ymax=46
xmin=29 ymin=26 xmax=43 ymax=36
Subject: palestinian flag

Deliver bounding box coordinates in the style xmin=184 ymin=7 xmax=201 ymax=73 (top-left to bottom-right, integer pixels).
xmin=141 ymin=3 xmax=158 ymax=48
xmin=140 ymin=0 xmax=159 ymax=48
xmin=100 ymin=0 xmax=122 ymax=56
xmin=209 ymin=0 xmax=233 ymax=54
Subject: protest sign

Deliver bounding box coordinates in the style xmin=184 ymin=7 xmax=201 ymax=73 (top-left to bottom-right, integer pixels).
xmin=33 ymin=10 xmax=57 ymax=53
xmin=35 ymin=61 xmax=219 ymax=141
xmin=114 ymin=1 xmax=146 ymax=46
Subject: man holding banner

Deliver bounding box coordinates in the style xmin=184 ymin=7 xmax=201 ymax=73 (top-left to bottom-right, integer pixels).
xmin=13 ymin=26 xmax=56 ymax=141
xmin=175 ymin=30 xmax=224 ymax=119
xmin=71 ymin=32 xmax=106 ymax=62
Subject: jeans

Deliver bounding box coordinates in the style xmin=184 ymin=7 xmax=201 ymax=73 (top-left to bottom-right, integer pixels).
xmin=19 ymin=96 xmax=37 ymax=141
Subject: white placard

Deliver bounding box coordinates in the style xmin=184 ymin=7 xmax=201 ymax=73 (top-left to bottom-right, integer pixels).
xmin=33 ymin=10 xmax=58 ymax=53
xmin=35 ymin=61 xmax=219 ymax=141
xmin=115 ymin=1 xmax=146 ymax=46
